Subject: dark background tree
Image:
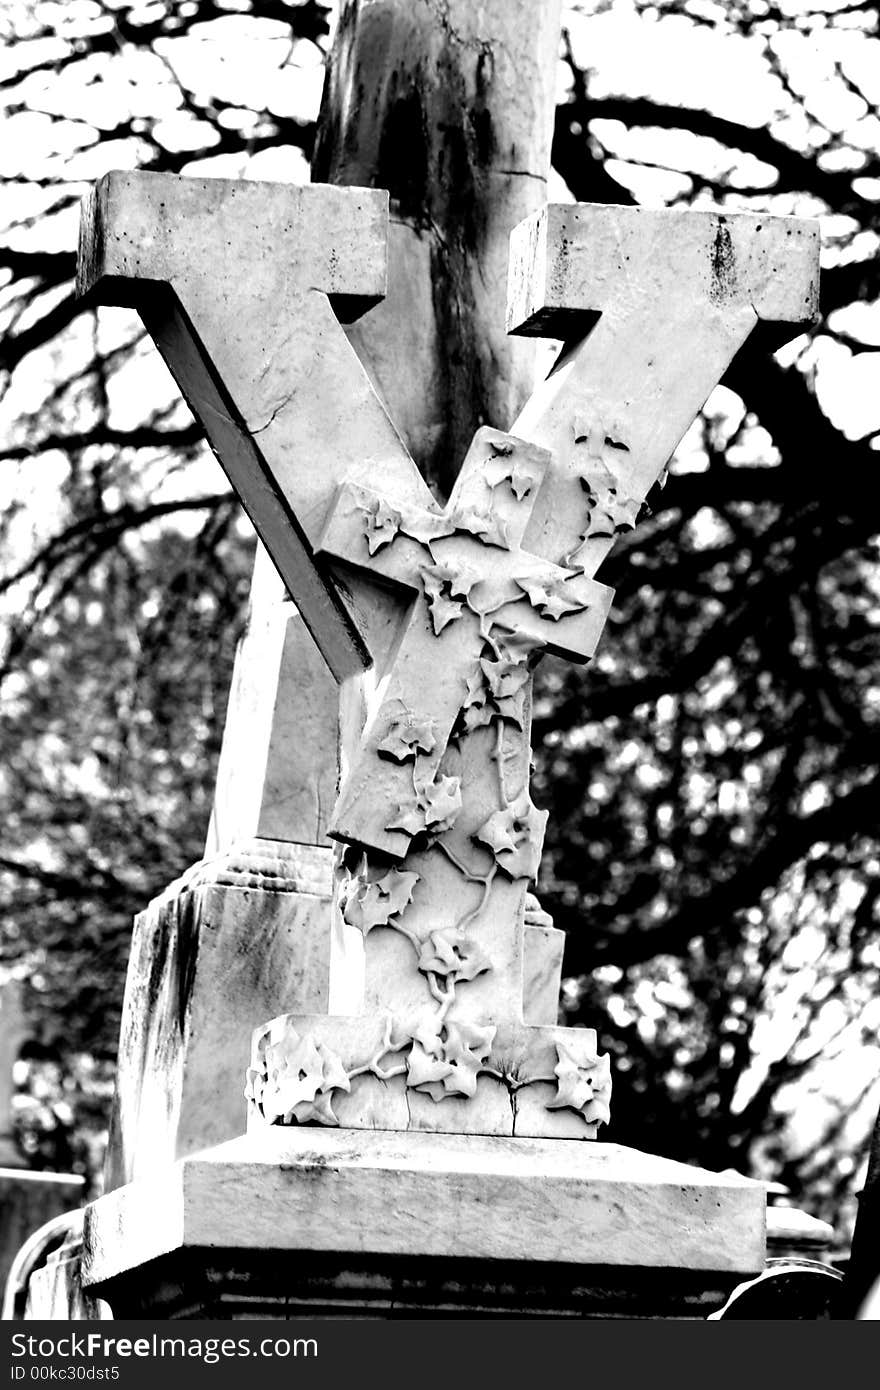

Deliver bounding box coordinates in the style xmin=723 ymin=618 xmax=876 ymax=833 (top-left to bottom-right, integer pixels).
xmin=1 ymin=0 xmax=877 ymax=1243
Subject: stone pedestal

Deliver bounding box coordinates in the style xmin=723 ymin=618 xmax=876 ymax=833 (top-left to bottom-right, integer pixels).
xmin=0 ymin=1169 xmax=84 ymax=1309
xmin=105 ymin=842 xmax=332 ymax=1189
xmin=25 ymin=1245 xmax=109 ymax=1321
xmin=80 ymin=1128 xmax=765 ymax=1319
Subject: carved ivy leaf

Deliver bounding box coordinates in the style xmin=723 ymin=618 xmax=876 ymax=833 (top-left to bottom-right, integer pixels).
xmin=317 ymin=1043 xmax=352 ymax=1096
xmin=546 ymin=1041 xmax=613 ymax=1126
xmin=406 ymin=1040 xmax=454 ymax=1091
xmin=480 ymin=656 xmax=531 ymax=701
xmin=361 ymin=496 xmax=403 ymax=555
xmin=474 ymin=810 xmax=518 ymax=858
xmin=341 ymin=866 xmax=420 ymax=935
xmin=484 ymin=452 xmax=537 ymax=502
xmin=244 ymin=1066 xmax=264 ymax=1107
xmin=269 ymin=1033 xmax=322 ymax=1107
xmin=412 ymin=1080 xmax=452 ymax=1104
xmin=580 ymin=473 xmax=641 ymax=537
xmin=515 ymin=572 xmax=584 ymax=621
xmin=508 ymin=459 xmax=537 ymax=501
xmin=386 ymin=802 xmax=425 ymax=837
xmin=398 ymin=504 xmax=456 ymax=547
xmin=377 ymin=704 xmax=438 ymax=762
xmin=451 ymin=940 xmax=492 ymax=983
xmin=464 ymin=668 xmax=486 ymax=705
xmin=386 ymin=801 xmax=427 ymax=837
xmin=417 ymin=930 xmax=459 ymax=976
xmin=421 ymin=560 xmax=477 ymax=634
xmin=387 ymin=774 xmax=463 ymax=840
xmin=427 ymin=590 xmax=463 ymax=634
xmin=419 ymin=774 xmax=462 ymax=833
xmin=410 ymin=1011 xmax=445 ymax=1056
xmin=468 ymin=655 xmax=530 ymax=728
xmin=474 ymin=793 xmax=548 ymax=880
xmin=452 ymin=504 xmax=510 ymax=550
xmin=261 ymin=1033 xmax=352 ymax=1126
xmin=292 ymin=1088 xmax=342 ymax=1126
xmin=463 ymin=701 xmax=494 ymax=733
xmin=461 ymin=668 xmax=493 ymax=733
xmin=441 ymin=1020 xmax=497 ymax=1098
xmin=417 ymin=930 xmax=491 ymax=983
xmin=491 ymin=629 xmax=544 ymax=665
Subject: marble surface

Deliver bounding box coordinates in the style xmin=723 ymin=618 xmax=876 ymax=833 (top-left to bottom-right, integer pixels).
xmin=82 ymin=1128 xmax=767 ymax=1291
xmin=105 ymin=848 xmax=332 ymax=1190
xmin=79 ymin=176 xmax=820 ymax=1148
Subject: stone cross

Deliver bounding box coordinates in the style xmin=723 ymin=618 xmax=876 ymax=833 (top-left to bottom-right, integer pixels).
xmin=320 ymin=428 xmax=611 ymax=859
xmin=79 ymin=171 xmax=818 ymax=1142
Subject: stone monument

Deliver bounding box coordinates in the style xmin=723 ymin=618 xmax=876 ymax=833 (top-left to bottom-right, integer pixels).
xmin=72 ymin=0 xmax=819 ymax=1318
xmin=0 ymin=980 xmax=84 ymax=1313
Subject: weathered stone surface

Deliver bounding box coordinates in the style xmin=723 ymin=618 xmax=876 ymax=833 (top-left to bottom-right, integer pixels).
xmin=79 ymin=172 xmax=427 ymax=682
xmin=81 ymin=1128 xmax=767 ymax=1299
xmin=195 ymin=0 xmax=570 ymax=1144
xmin=0 ymin=1171 xmax=84 ymax=1305
xmin=23 ymin=1231 xmax=111 ymax=1322
xmin=25 ymin=1252 xmax=108 ymax=1321
xmin=199 ymin=0 xmax=570 ymax=1114
xmin=247 ymin=1013 xmax=608 ymax=1139
xmin=78 ymin=94 xmax=819 ymax=1156
xmin=522 ymin=916 xmax=565 ymax=1026
xmin=766 ymin=1204 xmax=835 ymax=1261
xmin=508 ymin=203 xmax=821 ymax=579
xmin=105 ymin=843 xmax=332 ymax=1189
xmin=206 ymin=549 xmax=338 ymax=854
xmin=321 ymin=426 xmax=612 ymax=859
xmin=244 ymin=201 xmax=818 ymax=1141
xmin=315 ymin=0 xmax=564 ymax=493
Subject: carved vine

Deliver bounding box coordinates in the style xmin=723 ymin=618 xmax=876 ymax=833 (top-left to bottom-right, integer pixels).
xmin=267 ymin=440 xmax=613 ymax=1130
xmin=564 ymin=415 xmax=643 ymax=568
xmin=247 ymin=1020 xmax=612 ymax=1126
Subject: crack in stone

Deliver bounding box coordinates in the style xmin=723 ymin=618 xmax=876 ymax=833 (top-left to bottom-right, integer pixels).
xmin=250 ymin=390 xmax=296 ymax=437
xmin=425 ymin=0 xmax=494 ymax=59
xmin=494 ymin=170 xmax=547 ymax=182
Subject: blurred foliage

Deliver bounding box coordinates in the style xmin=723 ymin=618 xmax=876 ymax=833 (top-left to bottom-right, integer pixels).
xmin=0 ymin=0 xmax=878 ymax=1245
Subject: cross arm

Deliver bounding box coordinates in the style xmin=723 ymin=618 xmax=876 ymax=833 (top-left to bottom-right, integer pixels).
xmin=507 ymin=203 xmax=821 ymax=579
xmin=317 ymin=427 xmax=614 ymax=859
xmin=77 ymin=171 xmax=434 ymax=681
xmin=508 ymin=203 xmax=819 ymax=347
xmin=318 ymin=481 xmax=613 ymax=663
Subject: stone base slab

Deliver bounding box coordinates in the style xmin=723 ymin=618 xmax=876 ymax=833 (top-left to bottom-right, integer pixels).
xmin=81 ymin=1128 xmax=765 ymax=1318
xmin=105 ymin=843 xmax=332 ymax=1190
